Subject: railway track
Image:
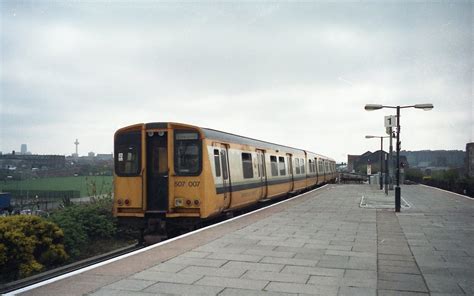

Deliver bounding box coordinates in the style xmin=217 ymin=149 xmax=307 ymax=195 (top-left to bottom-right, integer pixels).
xmin=0 ymin=243 xmax=143 ymax=295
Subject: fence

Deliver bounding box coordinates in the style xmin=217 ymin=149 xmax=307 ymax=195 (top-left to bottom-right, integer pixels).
xmin=7 ymin=190 xmax=81 ymax=211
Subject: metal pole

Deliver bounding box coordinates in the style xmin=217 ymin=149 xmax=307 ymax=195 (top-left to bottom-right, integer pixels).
xmin=385 ymin=153 xmax=388 ymax=195
xmin=389 ymin=127 xmax=393 ymax=190
xmin=395 ymin=106 xmax=401 ymax=212
xmin=380 ymin=137 xmax=383 ymax=190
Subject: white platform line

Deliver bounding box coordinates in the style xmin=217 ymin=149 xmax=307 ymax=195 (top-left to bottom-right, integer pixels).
xmin=6 ymin=184 xmax=329 ymax=295
xmin=419 ymin=184 xmax=473 ymax=201
xmin=401 ymin=197 xmax=412 ymax=208
xmin=359 ymin=195 xmax=411 ymax=209
xmin=359 ymin=195 xmax=366 ymax=208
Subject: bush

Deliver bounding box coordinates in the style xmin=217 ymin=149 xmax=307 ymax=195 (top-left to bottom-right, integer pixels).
xmin=48 ymin=197 xmax=116 ymax=259
xmin=0 ymin=215 xmax=67 ymax=282
xmin=421 ymin=169 xmax=474 ymax=198
xmin=405 ymin=168 xmax=423 ymax=183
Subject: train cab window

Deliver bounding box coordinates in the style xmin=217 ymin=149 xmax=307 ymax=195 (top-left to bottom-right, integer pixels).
xmin=214 ymin=149 xmax=221 ymax=177
xmin=174 ymin=131 xmax=202 ymax=175
xmin=270 ymin=156 xmax=278 ymax=176
xmin=295 ymin=158 xmax=300 ymax=174
xmin=301 ymin=158 xmax=305 ymax=174
xmin=242 ymin=153 xmax=254 ymax=179
xmin=115 ymin=131 xmax=141 ymax=176
xmin=278 ymin=156 xmax=286 ymax=176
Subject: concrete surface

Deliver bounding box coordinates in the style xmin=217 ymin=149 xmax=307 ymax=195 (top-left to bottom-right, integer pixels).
xmin=19 ymin=184 xmax=474 ymax=295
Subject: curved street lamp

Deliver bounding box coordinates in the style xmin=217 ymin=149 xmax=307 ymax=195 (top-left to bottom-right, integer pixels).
xmin=364 ymin=103 xmax=434 ymax=212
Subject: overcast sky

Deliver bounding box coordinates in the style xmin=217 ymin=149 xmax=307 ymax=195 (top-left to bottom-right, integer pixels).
xmin=1 ymin=1 xmax=472 ymax=162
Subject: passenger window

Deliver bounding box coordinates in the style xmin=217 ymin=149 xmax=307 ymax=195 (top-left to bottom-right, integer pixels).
xmin=257 ymin=155 xmax=261 ymax=177
xmin=242 ymin=153 xmax=254 ymax=179
xmin=287 ymin=156 xmax=290 ymax=174
xmin=295 ymin=158 xmax=300 ymax=174
xmin=301 ymin=158 xmax=305 ymax=174
xmin=214 ymin=149 xmax=221 ymax=177
xmin=270 ymin=156 xmax=278 ymax=176
xmin=278 ymin=156 xmax=286 ymax=176
xmin=220 ymin=150 xmax=228 ymax=180
xmin=308 ymin=160 xmax=312 ymax=173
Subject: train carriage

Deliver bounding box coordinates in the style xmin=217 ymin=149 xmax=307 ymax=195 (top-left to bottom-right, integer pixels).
xmin=113 ymin=122 xmax=336 ymax=236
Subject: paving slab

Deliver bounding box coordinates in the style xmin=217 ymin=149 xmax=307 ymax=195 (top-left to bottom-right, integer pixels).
xmin=17 ymin=184 xmax=474 ymax=296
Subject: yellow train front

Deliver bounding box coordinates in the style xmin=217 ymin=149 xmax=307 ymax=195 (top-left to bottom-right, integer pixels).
xmin=113 ymin=122 xmax=336 ymax=236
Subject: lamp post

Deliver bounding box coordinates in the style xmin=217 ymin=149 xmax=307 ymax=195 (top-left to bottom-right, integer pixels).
xmin=365 ymin=103 xmax=433 ymax=212
xmin=365 ymin=135 xmax=389 ymax=191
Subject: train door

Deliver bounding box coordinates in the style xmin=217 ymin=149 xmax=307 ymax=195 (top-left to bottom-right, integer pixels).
xmin=287 ymin=154 xmax=294 ymax=191
xmin=256 ymin=150 xmax=267 ymax=200
xmin=219 ymin=144 xmax=232 ymax=209
xmin=146 ymin=131 xmax=168 ymax=212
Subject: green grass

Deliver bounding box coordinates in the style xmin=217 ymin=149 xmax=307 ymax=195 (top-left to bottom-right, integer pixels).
xmin=0 ymin=176 xmax=113 ymax=197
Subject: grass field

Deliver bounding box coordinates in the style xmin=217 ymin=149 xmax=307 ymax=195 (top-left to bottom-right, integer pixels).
xmin=0 ymin=176 xmax=113 ymax=197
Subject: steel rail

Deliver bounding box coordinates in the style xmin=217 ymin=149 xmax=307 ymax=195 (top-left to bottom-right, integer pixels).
xmin=0 ymin=243 xmax=142 ymax=294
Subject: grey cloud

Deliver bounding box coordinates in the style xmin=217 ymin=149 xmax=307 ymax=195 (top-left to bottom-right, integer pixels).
xmin=1 ymin=1 xmax=472 ymax=158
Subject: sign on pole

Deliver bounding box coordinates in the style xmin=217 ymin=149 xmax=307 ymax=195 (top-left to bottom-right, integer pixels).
xmin=384 ymin=115 xmax=397 ymax=128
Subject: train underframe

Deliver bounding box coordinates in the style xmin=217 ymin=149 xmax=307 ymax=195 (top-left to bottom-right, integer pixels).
xmin=118 ymin=214 xmax=203 ymax=245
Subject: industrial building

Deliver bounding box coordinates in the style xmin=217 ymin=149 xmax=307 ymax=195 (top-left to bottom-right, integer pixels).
xmin=0 ymin=154 xmax=66 ymax=171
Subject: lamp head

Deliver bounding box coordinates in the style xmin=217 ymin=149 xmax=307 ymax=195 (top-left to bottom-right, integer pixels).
xmin=414 ymin=103 xmax=434 ymax=111
xmin=365 ymin=135 xmax=375 ymax=139
xmin=364 ymin=104 xmax=383 ymax=111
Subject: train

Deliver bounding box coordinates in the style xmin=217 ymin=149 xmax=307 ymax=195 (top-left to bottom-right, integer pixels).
xmin=113 ymin=122 xmax=336 ymax=238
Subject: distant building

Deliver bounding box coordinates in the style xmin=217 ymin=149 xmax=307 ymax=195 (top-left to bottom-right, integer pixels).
xmin=88 ymin=152 xmax=95 ymax=158
xmin=347 ymin=151 xmax=407 ymax=175
xmin=347 ymin=154 xmax=361 ymax=172
xmin=0 ymin=154 xmax=66 ymax=170
xmin=21 ymin=144 xmax=27 ymax=155
xmin=96 ymin=154 xmax=113 ymax=161
xmin=400 ymin=150 xmax=465 ymax=169
xmin=467 ymin=143 xmax=474 ymax=177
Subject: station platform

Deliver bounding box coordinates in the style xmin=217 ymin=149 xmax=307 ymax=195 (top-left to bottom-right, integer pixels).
xmin=17 ymin=184 xmax=474 ymax=296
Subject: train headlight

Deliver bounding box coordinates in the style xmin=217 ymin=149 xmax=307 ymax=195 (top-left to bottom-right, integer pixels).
xmin=174 ymin=198 xmax=183 ymax=207
xmin=124 ymin=199 xmax=130 ymax=206
xmin=117 ymin=199 xmax=123 ymax=206
xmin=194 ymin=199 xmax=200 ymax=206
xmin=185 ymin=199 xmax=192 ymax=206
